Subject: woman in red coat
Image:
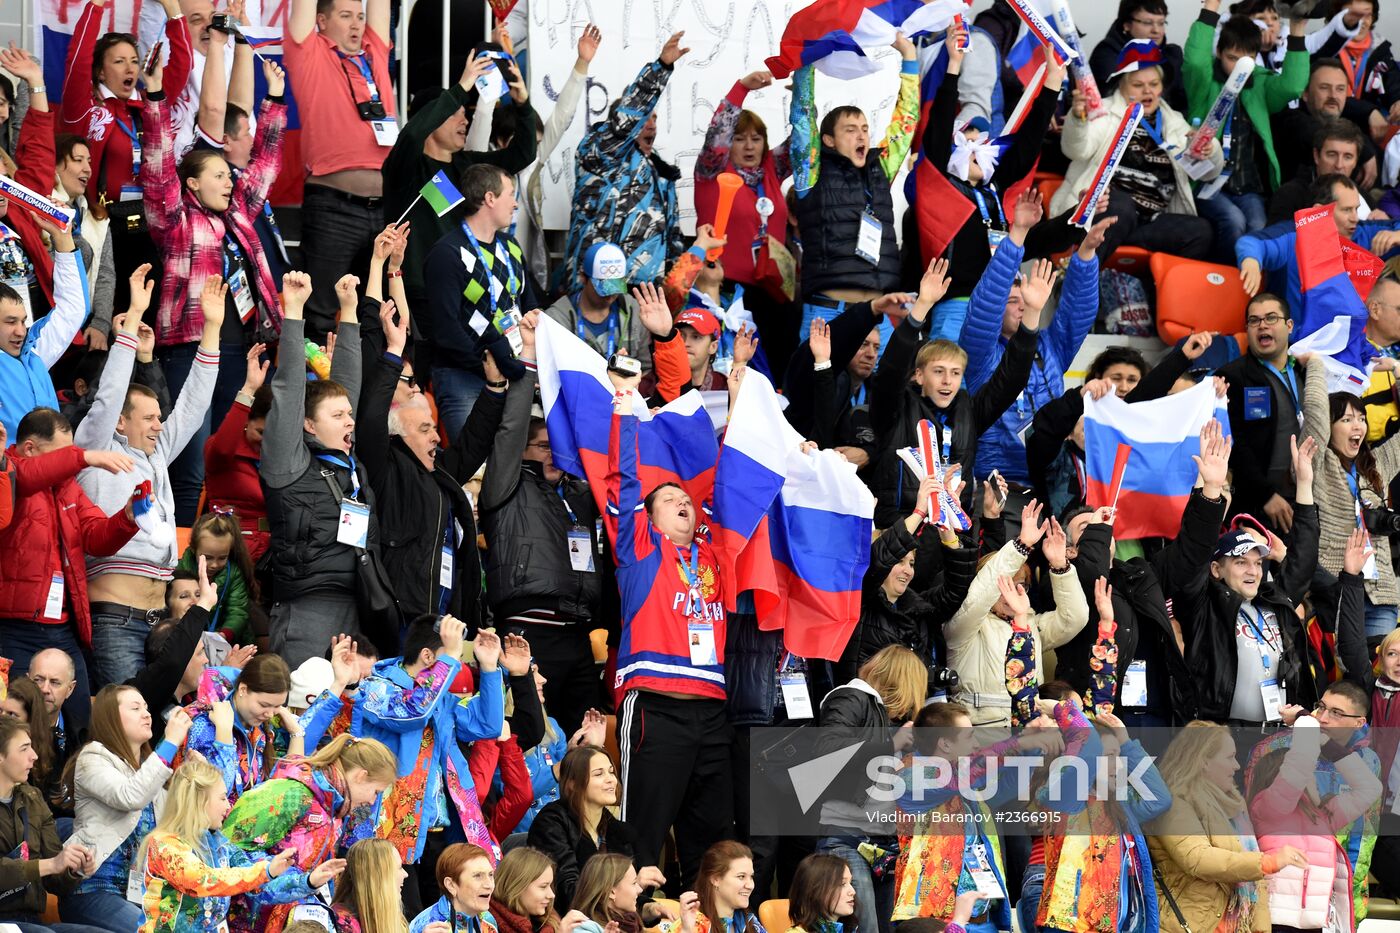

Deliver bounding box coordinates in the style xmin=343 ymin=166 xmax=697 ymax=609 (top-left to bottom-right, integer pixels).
xmin=203 ymin=344 xmax=270 ymax=558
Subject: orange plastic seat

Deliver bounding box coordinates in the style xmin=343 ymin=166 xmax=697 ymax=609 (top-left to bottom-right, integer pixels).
xmin=759 ymin=900 xmax=792 ymax=933
xmin=176 ymin=525 xmax=192 ymax=556
xmin=1151 ymin=252 xmax=1250 ymax=349
xmin=590 ymin=628 xmax=608 ymax=664
xmin=1035 ymin=176 xmax=1064 ymax=206
xmin=604 ymin=713 xmax=621 ymax=773
xmin=1106 ymin=245 xmax=1153 ymax=275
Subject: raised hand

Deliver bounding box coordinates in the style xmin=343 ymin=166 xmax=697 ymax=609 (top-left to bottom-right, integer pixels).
xmin=329 ymin=634 xmax=358 ymax=692
xmin=482 ymin=346 xmax=506 ymax=386
xmin=282 ymin=271 xmax=311 ymax=319
xmin=501 ymin=633 xmax=532 ymax=676
xmin=195 ymin=555 xmax=220 ymax=612
xmin=1081 ymin=379 xmax=1112 ymax=400
xmin=1018 ymin=260 xmax=1059 ymax=319
xmin=0 ymin=44 xmax=43 ymax=86
xmin=1291 ymin=434 xmax=1318 ymax=490
xmin=1093 ymin=576 xmax=1114 ymax=624
xmin=518 ymin=308 xmax=540 ymax=359
xmin=1181 ymin=331 xmax=1215 ymax=361
xmin=809 ymin=318 xmax=831 ymax=365
xmin=242 ymin=343 xmax=269 ymax=394
xmin=1077 ymin=214 xmax=1117 ymax=259
xmin=209 ymin=700 xmax=235 ymax=738
xmin=437 ymin=615 xmax=466 ymax=660
xmin=268 ymin=849 xmax=297 ymax=878
xmin=224 ymin=643 xmax=256 ymax=668
xmin=379 ymin=299 xmax=408 ymax=354
xmin=733 ymin=324 xmax=757 ymax=367
xmin=1042 ymin=516 xmax=1068 ymax=569
xmin=126 ymin=264 xmax=156 ymax=323
xmin=693 ymin=223 xmax=726 ymax=256
xmin=143 ymin=57 xmax=163 ymax=93
xmin=1192 ymin=419 xmax=1231 ymax=495
xmin=983 ymin=471 xmax=1008 ymax=518
xmin=1011 ymin=188 xmax=1044 ymax=235
xmin=659 ymin=31 xmax=690 ymax=66
xmin=200 ymin=275 xmax=228 ymax=332
xmin=576 ymin=24 xmax=602 ymax=64
xmin=1240 ymin=258 xmax=1262 ymax=297
xmin=1344 ymin=527 xmax=1370 ymax=576
xmin=892 ymin=30 xmax=915 ymax=60
xmin=995 ymin=574 xmax=1032 ymax=618
xmin=262 ymin=58 xmax=285 ymax=97
xmin=945 ymin=22 xmax=968 ymax=68
xmin=164 ymin=706 xmax=193 ymax=746
xmin=308 ymin=858 xmax=347 ymax=888
xmin=473 ymin=628 xmax=502 ymax=671
xmin=631 ymin=282 xmax=673 ymax=337
xmin=334 ymin=274 xmax=360 ymax=314
xmin=917 ymin=257 xmax=952 ymax=310
xmin=740 ymin=69 xmax=773 ymax=90
xmin=1017 ymin=498 xmax=1047 ymax=548
xmin=607 ymin=349 xmax=642 ymax=396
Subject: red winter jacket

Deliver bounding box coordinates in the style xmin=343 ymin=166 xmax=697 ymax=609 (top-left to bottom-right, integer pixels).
xmin=0 ymin=444 xmax=138 ymax=646
xmin=5 ymin=107 xmax=57 ymax=309
xmin=202 ymin=398 xmax=268 ymax=558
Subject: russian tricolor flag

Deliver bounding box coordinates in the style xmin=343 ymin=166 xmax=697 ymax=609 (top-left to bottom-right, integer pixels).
xmin=1083 ymin=381 xmax=1231 ymax=540
xmin=535 ymin=316 xmax=717 ymax=546
xmin=1288 ymin=204 xmax=1384 ymax=395
xmin=766 ymin=0 xmax=967 ymax=79
xmin=713 ymin=371 xmax=875 ymax=661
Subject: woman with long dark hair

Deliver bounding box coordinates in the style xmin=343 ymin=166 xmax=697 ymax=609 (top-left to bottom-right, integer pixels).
xmin=693 ymin=842 xmax=765 ymax=933
xmin=785 ymin=854 xmax=856 ymax=933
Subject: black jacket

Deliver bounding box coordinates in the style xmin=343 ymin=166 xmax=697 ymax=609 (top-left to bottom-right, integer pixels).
xmin=1217 ymin=354 xmax=1303 ymax=523
xmin=525 ymin=800 xmax=639 ymax=912
xmin=838 ymin=519 xmax=976 ymax=685
xmin=784 ymin=299 xmax=881 ymax=464
xmin=869 ymin=316 xmax=1036 ymax=527
xmin=1061 ymin=490 xmax=1224 ymax=722
xmin=793 ymin=145 xmax=901 ymax=299
xmin=1171 ymin=501 xmax=1322 ymax=722
xmin=479 ymin=370 xmax=607 ymax=623
xmin=1272 ymin=101 xmax=1380 ymax=189
xmin=815 ymin=681 xmax=898 ymax=810
xmin=358 ymin=350 xmax=503 ymax=627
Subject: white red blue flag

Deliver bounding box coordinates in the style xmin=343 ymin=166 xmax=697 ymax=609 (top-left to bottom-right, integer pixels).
xmin=713 ymin=370 xmax=874 ymax=661
xmin=766 ymin=0 xmax=967 ymax=80
xmin=1083 ymin=381 xmax=1231 ymax=540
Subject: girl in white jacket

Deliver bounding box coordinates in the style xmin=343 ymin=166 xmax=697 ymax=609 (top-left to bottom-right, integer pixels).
xmin=945 ymin=499 xmax=1090 ymax=728
xmin=62 ymin=684 xmax=193 ymax=933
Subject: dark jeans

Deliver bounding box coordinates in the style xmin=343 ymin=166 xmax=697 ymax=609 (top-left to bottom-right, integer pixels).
xmin=0 ymin=620 xmax=91 ymax=731
xmin=1196 ymin=190 xmax=1267 ymax=264
xmin=432 ymin=367 xmax=485 ymax=442
xmin=817 ymin=834 xmax=893 ymax=933
xmin=300 ymin=185 xmax=382 ymax=341
xmin=504 ymin=623 xmax=600 ymax=737
xmin=1093 ymin=189 xmax=1214 ymax=262
xmin=89 ymin=608 xmax=154 ymax=689
xmin=158 ymin=339 xmax=248 ymax=525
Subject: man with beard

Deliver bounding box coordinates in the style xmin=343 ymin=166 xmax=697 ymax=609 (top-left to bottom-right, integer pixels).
xmin=1275 ymin=58 xmax=1382 ymax=187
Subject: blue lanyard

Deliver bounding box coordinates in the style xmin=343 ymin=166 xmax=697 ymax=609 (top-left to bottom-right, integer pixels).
xmin=556 ymin=485 xmax=579 ymax=525
xmin=1238 ymin=607 xmax=1279 ymax=654
xmin=754 ymin=180 xmax=769 ymax=240
xmin=970 ymin=183 xmax=1004 ymax=230
xmin=315 ymin=451 xmax=360 ymax=499
xmin=438 ymin=523 xmax=454 ymax=613
xmin=572 ymin=299 xmax=619 ymax=358
xmin=1351 ymin=46 xmax=1375 ymax=97
xmin=336 ymin=50 xmax=381 ymax=102
xmin=1139 ymin=110 xmax=1168 ymax=151
xmin=934 ymin=414 xmax=952 ymax=463
xmin=461 ymin=222 xmax=520 ymax=322
xmin=1272 ymin=360 xmax=1299 ymax=412
xmin=113 ymin=112 xmax=141 ymax=174
xmin=1220 ymin=109 xmax=1234 ymax=164
xmin=676 ymin=541 xmax=701 ymax=589
xmin=851 ymin=382 xmax=866 ymax=407
xmin=1346 ymin=462 xmax=1364 ymax=509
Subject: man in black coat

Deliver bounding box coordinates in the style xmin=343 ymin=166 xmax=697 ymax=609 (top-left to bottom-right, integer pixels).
xmin=1217 ymin=293 xmax=1304 ymax=532
xmin=357 ymin=297 xmax=504 ymax=629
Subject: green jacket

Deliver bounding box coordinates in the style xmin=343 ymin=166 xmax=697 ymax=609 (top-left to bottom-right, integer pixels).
xmin=178 ymin=547 xmax=250 ymax=643
xmin=1183 ymin=10 xmax=1309 ymax=190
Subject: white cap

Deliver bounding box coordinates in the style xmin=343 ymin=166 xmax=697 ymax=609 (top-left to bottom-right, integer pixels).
xmin=289 ymin=657 xmax=335 ymax=711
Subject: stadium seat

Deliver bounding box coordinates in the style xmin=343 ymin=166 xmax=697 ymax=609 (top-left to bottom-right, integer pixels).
xmin=176 ymin=525 xmax=192 ymax=555
xmin=759 ymin=899 xmax=792 ymax=932
xmin=1150 ymin=252 xmax=1250 ymax=350
xmin=1035 ymin=176 xmax=1063 ymax=206
xmin=604 ymin=714 xmax=621 ymax=771
xmin=590 ymin=628 xmax=609 ymax=664
xmin=1106 ymin=245 xmax=1153 ymax=276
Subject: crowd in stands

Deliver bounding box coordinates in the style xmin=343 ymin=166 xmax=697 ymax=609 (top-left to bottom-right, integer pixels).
xmin=10 ymin=0 xmax=1400 ymax=931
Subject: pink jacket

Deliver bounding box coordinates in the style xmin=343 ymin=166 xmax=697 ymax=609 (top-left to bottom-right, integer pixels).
xmin=1248 ymin=718 xmax=1382 ymax=930
xmin=140 ymin=94 xmax=286 ymax=346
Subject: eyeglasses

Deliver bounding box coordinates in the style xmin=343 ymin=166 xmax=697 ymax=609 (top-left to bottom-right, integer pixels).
xmin=1131 ymin=15 xmax=1167 ymax=28
xmin=397 ymin=374 xmax=417 ymax=387
xmin=1313 ymin=701 xmax=1365 ymax=721
xmin=1246 ymin=313 xmax=1286 ymax=327
xmin=527 ymin=441 xmax=551 ymax=451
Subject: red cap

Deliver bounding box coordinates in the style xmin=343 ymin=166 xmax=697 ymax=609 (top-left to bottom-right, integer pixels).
xmin=449 ymin=664 xmax=475 ymax=696
xmin=675 ymin=309 xmax=720 ymax=337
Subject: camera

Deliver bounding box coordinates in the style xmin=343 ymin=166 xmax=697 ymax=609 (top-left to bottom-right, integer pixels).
xmin=209 ymin=12 xmax=231 ymax=32
xmin=1364 ymin=506 xmax=1400 ymax=536
xmin=356 ymin=99 xmax=387 ymax=121
xmin=929 ymin=665 xmax=960 ymax=693
xmin=607 ymin=353 xmax=641 ymax=378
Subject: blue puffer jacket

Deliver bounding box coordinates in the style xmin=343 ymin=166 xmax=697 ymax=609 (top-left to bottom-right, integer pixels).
xmin=1236 ymin=220 xmax=1399 ymax=316
xmin=960 ymin=240 xmax=1099 ymax=484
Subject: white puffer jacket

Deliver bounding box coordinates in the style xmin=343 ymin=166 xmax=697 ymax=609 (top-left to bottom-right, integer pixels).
xmin=70 ymin=741 xmax=172 ymax=867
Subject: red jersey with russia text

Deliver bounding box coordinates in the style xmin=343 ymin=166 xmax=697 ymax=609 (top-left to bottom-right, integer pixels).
xmin=609 ymin=413 xmax=727 ymax=700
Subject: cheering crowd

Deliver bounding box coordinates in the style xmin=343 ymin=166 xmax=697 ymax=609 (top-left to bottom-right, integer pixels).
xmin=10 ymin=0 xmax=1400 ymax=931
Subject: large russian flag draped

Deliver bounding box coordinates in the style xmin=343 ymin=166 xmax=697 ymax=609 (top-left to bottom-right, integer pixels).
xmin=766 ymin=0 xmax=967 ymax=80
xmin=1288 ymin=204 xmax=1384 ymax=395
xmin=535 ymin=316 xmax=718 ymax=546
xmin=1083 ymin=381 xmax=1231 ymax=540
xmin=713 ymin=371 xmax=875 ymax=660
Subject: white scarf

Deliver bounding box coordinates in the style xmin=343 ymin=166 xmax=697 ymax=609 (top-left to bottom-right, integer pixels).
xmin=947 ymin=130 xmax=1000 ymax=183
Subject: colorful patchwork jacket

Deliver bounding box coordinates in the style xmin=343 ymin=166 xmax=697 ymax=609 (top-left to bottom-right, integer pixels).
xmin=1036 ymin=702 xmax=1172 ymax=933
xmin=140 ymin=829 xmax=310 ymax=933
xmin=348 ymin=656 xmax=505 ymax=864
xmin=183 ymin=666 xmax=343 ymax=802
xmin=223 ymin=757 xmax=355 ymax=933
xmin=410 ymin=896 xmax=500 ymax=933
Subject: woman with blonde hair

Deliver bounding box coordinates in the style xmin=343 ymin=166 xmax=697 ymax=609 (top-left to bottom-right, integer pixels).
xmin=489 ymin=847 xmax=563 ymax=933
xmin=1148 ymin=721 xmax=1306 ymax=933
xmin=814 ymin=645 xmax=927 ymax=933
xmin=571 ymin=854 xmax=640 ymax=933
xmin=331 ymin=838 xmax=410 ymax=933
xmin=222 ymin=733 xmax=398 ymax=932
xmin=138 ymin=758 xmax=342 ymax=933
